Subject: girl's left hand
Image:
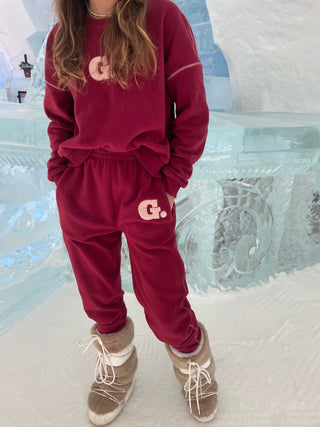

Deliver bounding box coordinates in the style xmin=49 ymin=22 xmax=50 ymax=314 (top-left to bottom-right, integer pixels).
xmin=166 ymin=192 xmax=175 ymax=210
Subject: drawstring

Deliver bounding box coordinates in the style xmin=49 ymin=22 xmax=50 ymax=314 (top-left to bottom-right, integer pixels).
xmin=79 ymin=334 xmax=116 ymax=385
xmin=184 ymin=360 xmax=218 ymax=416
xmin=79 ymin=334 xmax=126 ymax=402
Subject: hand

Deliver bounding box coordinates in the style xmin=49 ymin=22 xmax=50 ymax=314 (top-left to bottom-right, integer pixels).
xmin=166 ymin=192 xmax=175 ymax=210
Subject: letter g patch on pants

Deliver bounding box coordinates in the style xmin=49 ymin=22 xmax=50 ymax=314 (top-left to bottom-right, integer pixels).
xmin=138 ymin=199 xmax=168 ymax=221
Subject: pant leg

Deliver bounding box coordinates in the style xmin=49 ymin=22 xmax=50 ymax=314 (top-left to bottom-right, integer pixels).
xmin=55 ymin=158 xmax=127 ymax=334
xmin=118 ymin=163 xmax=201 ymax=352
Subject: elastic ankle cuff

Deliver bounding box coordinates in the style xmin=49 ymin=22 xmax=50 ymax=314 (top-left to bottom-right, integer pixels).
xmin=170 ymin=330 xmax=203 ymax=358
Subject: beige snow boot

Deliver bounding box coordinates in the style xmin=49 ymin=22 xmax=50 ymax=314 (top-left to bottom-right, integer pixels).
xmin=166 ymin=322 xmax=218 ymax=423
xmin=79 ymin=317 xmax=138 ymax=426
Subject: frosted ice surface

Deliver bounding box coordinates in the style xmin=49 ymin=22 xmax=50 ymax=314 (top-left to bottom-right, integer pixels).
xmin=1 ymin=1 xmax=320 ymax=335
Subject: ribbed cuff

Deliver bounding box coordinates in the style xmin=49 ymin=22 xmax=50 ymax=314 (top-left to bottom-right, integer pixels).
xmin=170 ymin=330 xmax=203 ymax=358
xmin=163 ymin=175 xmax=181 ymax=198
xmin=47 ymin=158 xmax=69 ymax=183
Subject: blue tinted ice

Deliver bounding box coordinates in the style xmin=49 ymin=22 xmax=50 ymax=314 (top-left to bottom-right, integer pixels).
xmin=0 ymin=1 xmax=320 ymax=335
xmin=173 ymin=0 xmax=233 ymax=112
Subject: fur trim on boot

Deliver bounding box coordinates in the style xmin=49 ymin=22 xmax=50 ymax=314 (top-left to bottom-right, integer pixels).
xmin=79 ymin=317 xmax=138 ymax=426
xmin=165 ymin=323 xmax=218 ymax=423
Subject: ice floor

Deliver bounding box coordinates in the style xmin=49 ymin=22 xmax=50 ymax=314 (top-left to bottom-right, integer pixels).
xmin=0 ymin=264 xmax=319 ymax=427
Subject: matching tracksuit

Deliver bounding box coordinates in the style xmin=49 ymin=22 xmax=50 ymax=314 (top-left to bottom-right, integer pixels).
xmin=44 ymin=0 xmax=209 ymax=352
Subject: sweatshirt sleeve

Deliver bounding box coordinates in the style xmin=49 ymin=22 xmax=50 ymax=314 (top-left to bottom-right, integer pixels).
xmin=44 ymin=26 xmax=75 ymax=183
xmin=161 ymin=2 xmax=209 ymax=198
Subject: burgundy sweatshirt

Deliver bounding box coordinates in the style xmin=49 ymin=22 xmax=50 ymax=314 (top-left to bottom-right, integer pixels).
xmin=44 ymin=0 xmax=209 ymax=197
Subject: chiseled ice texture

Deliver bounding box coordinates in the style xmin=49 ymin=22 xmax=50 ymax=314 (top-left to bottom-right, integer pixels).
xmin=206 ymin=0 xmax=320 ymax=113
xmin=174 ymin=0 xmax=233 ymax=112
xmin=0 ymin=1 xmax=320 ymax=336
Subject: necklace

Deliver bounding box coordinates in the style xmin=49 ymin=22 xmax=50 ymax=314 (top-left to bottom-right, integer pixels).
xmin=86 ymin=4 xmax=113 ymax=19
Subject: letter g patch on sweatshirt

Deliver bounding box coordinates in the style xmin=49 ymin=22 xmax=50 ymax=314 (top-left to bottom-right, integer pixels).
xmin=89 ymin=56 xmax=111 ymax=81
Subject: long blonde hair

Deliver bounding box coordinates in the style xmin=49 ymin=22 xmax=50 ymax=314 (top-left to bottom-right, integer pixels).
xmin=52 ymin=0 xmax=158 ymax=89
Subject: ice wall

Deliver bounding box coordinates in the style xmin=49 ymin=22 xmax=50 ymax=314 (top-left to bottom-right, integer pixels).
xmin=175 ymin=0 xmax=233 ymax=111
xmin=207 ymin=0 xmax=320 ymax=113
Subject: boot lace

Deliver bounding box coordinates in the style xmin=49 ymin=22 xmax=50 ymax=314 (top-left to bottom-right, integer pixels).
xmin=184 ymin=360 xmax=218 ymax=416
xmin=79 ymin=334 xmax=126 ymax=403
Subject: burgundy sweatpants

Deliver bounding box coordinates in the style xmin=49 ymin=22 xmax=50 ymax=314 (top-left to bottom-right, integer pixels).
xmin=55 ymin=150 xmax=201 ymax=352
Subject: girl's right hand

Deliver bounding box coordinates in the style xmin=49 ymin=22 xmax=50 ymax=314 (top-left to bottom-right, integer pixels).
xmin=166 ymin=192 xmax=175 ymax=210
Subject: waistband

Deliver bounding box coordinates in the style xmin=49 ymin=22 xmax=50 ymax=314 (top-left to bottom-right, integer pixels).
xmin=91 ymin=148 xmax=136 ymax=160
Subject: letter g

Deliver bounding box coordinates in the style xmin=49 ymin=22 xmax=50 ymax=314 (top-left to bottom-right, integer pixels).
xmin=138 ymin=200 xmax=161 ymax=220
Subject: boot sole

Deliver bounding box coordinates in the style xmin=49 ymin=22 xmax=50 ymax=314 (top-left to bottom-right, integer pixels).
xmin=192 ymin=404 xmax=218 ymax=423
xmin=88 ymin=382 xmax=134 ymax=426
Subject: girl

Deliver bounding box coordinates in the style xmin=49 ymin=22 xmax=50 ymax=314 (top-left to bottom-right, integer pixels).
xmin=44 ymin=0 xmax=218 ymax=424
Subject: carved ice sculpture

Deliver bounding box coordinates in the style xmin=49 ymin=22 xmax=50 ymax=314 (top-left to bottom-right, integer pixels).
xmin=1 ymin=0 xmax=320 ymax=336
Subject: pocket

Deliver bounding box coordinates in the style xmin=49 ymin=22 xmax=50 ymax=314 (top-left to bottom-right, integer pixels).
xmin=160 ymin=177 xmax=175 ymax=213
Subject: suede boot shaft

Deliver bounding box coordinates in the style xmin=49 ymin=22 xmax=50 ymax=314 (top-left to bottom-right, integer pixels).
xmin=82 ymin=317 xmax=138 ymax=426
xmin=166 ymin=322 xmax=218 ymax=423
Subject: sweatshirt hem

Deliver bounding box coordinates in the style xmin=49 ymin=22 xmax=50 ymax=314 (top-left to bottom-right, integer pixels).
xmin=132 ymin=145 xmax=167 ymax=178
